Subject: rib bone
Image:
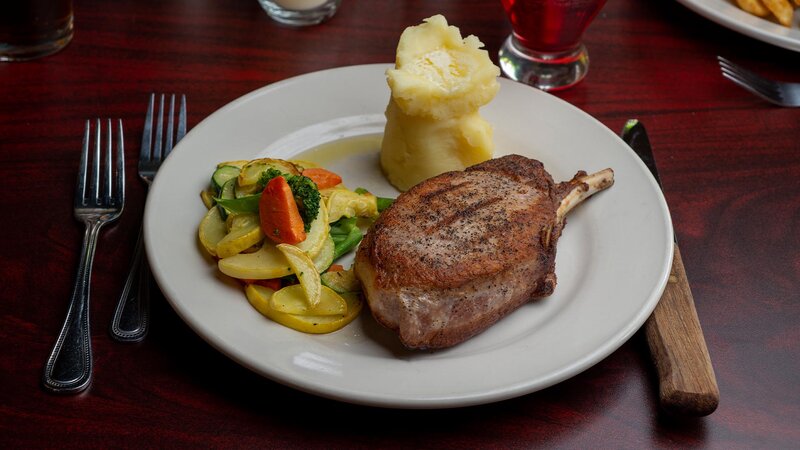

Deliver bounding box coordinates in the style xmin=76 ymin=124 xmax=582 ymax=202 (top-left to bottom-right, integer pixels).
xmin=556 ymin=168 xmax=615 ymax=222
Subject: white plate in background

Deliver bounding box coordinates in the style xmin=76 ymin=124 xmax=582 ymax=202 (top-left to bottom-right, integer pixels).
xmin=676 ymin=0 xmax=800 ymax=52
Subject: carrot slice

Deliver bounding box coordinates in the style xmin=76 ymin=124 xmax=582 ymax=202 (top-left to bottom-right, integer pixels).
xmin=259 ymin=176 xmax=307 ymax=245
xmin=302 ymin=168 xmax=342 ymax=189
xmin=241 ymin=278 xmax=283 ymax=290
xmin=326 ymin=264 xmax=345 ymax=273
xmin=253 ymin=278 xmax=282 ymax=291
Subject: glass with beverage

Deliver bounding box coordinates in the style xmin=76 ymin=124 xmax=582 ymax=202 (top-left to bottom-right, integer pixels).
xmin=258 ymin=0 xmax=341 ymax=26
xmin=0 ymin=0 xmax=74 ymax=61
xmin=498 ymin=0 xmax=607 ymax=91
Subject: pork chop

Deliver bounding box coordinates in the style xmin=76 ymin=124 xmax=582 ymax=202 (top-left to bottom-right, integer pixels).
xmin=354 ymin=154 xmax=613 ymax=349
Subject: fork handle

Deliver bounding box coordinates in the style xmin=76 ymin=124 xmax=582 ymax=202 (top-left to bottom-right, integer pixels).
xmin=110 ymin=223 xmax=150 ymax=342
xmin=43 ymin=220 xmax=104 ymax=394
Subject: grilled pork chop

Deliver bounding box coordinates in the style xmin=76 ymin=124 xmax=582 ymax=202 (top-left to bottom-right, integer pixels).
xmin=354 ymin=154 xmax=613 ymax=349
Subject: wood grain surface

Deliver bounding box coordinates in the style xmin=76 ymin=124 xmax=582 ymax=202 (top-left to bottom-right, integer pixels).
xmin=646 ymin=245 xmax=719 ymax=417
xmin=2 ymin=0 xmax=799 ymax=448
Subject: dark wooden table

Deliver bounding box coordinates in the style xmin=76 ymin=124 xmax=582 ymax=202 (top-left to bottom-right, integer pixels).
xmin=2 ymin=0 xmax=799 ymax=447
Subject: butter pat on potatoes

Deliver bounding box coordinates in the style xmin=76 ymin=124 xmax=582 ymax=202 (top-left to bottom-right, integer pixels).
xmin=381 ymin=15 xmax=500 ymax=191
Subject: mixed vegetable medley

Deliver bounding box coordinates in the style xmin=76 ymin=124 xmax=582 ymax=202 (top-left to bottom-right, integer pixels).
xmin=198 ymin=157 xmax=392 ymax=333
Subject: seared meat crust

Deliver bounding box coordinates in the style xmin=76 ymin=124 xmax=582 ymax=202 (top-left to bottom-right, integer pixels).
xmin=355 ymin=154 xmax=601 ymax=349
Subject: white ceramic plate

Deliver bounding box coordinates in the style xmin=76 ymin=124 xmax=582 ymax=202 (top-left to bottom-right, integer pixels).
xmin=145 ymin=64 xmax=673 ymax=409
xmin=676 ymin=0 xmax=800 ymax=52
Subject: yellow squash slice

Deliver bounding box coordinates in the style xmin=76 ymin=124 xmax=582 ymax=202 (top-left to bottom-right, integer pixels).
xmin=246 ymin=284 xmax=363 ymax=334
xmin=216 ymin=160 xmax=249 ymax=169
xmin=312 ymin=236 xmax=335 ymax=273
xmin=290 ymin=159 xmax=321 ymax=170
xmin=198 ymin=207 xmax=228 ymax=257
xmin=218 ymin=243 xmax=293 ymax=280
xmin=245 ymin=283 xmax=277 ymax=317
xmin=320 ymin=269 xmax=361 ymax=294
xmin=238 ymin=158 xmax=300 ymax=186
xmin=215 ymin=213 xmax=264 ymax=258
xmin=277 ymin=243 xmax=322 ymax=307
xmin=326 ymin=188 xmax=378 ymax=223
xmin=294 ymin=200 xmax=329 ymax=258
xmin=200 ymin=189 xmax=216 ymax=209
xmin=270 ymin=284 xmax=346 ymax=316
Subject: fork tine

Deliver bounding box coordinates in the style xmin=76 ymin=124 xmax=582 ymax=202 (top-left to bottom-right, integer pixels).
xmin=717 ymin=56 xmax=751 ymax=77
xmin=76 ymin=120 xmax=90 ymax=206
xmin=721 ymin=70 xmax=767 ymax=96
xmin=91 ymin=118 xmax=101 ymax=204
xmin=719 ymin=64 xmax=779 ymax=95
xmin=718 ymin=57 xmax=759 ymax=77
xmin=721 ymin=72 xmax=784 ymax=106
xmin=140 ymin=93 xmax=154 ymax=167
xmin=153 ymin=94 xmax=165 ymax=162
xmin=720 ymin=67 xmax=780 ymax=98
xmin=116 ymin=119 xmax=125 ymax=207
xmin=105 ymin=119 xmax=113 ymax=203
xmin=164 ymin=94 xmax=175 ymax=157
xmin=718 ymin=57 xmax=779 ymax=98
xmin=717 ymin=56 xmax=741 ymax=73
xmin=177 ymin=94 xmax=187 ymax=142
xmin=720 ymin=66 xmax=776 ymax=96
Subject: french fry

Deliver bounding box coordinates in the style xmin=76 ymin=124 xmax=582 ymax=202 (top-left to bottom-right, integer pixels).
xmin=734 ymin=0 xmax=798 ymax=27
xmin=736 ymin=0 xmax=771 ymax=17
xmin=762 ymin=0 xmax=794 ymax=26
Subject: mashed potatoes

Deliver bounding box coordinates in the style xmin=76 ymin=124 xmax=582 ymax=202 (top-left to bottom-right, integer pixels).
xmin=380 ymin=15 xmax=500 ymax=192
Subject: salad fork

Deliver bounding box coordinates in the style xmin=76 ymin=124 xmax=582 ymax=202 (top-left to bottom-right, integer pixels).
xmin=717 ymin=56 xmax=800 ymax=107
xmin=43 ymin=119 xmax=125 ymax=394
xmin=110 ymin=93 xmax=186 ymax=342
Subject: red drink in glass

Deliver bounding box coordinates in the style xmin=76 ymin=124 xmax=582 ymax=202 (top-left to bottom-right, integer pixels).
xmin=498 ymin=0 xmax=607 ymax=90
xmin=501 ymin=0 xmax=607 ymax=53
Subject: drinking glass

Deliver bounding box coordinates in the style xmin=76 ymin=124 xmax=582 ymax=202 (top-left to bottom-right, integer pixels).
xmin=0 ymin=0 xmax=73 ymax=61
xmin=258 ymin=0 xmax=341 ymax=26
xmin=498 ymin=0 xmax=607 ymax=91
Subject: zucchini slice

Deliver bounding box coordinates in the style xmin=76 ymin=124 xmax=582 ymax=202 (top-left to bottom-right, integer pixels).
xmin=212 ymin=165 xmax=241 ymax=192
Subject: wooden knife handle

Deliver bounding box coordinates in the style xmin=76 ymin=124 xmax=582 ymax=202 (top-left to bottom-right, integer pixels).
xmin=645 ymin=244 xmax=719 ymax=416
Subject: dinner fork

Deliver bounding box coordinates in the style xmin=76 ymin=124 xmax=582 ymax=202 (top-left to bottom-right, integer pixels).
xmin=43 ymin=119 xmax=125 ymax=394
xmin=110 ymin=93 xmax=186 ymax=342
xmin=717 ymin=56 xmax=800 ymax=107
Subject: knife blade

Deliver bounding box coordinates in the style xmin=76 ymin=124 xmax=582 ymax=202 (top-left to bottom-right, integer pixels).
xmin=621 ymin=119 xmax=719 ymax=416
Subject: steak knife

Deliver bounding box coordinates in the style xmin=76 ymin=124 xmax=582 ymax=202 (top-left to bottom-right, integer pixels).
xmin=621 ymin=119 xmax=719 ymax=416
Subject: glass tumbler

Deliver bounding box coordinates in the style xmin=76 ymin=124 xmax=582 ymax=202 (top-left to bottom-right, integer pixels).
xmin=0 ymin=0 xmax=73 ymax=61
xmin=498 ymin=0 xmax=607 ymax=91
xmin=259 ymin=0 xmax=341 ymax=26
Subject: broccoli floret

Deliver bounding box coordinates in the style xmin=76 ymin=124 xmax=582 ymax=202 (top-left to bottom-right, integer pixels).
xmin=286 ymin=175 xmax=320 ymax=232
xmin=256 ymin=168 xmax=284 ymax=190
